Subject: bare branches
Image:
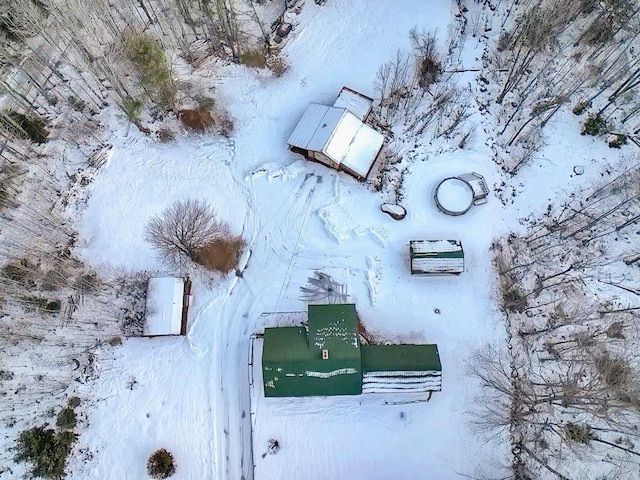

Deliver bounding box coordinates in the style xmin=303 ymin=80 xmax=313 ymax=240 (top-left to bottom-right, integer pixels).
xmin=145 ymin=198 xmax=242 ymax=273
xmin=475 ymin=163 xmax=640 ymax=478
xmin=483 ymin=0 xmax=640 ymax=174
xmin=373 ymin=50 xmax=414 ymax=124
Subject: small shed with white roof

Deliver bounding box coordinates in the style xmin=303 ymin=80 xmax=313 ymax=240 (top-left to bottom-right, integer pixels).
xmin=410 ymin=240 xmax=464 ymax=276
xmin=143 ymin=276 xmax=191 ymax=336
xmin=287 ymin=87 xmax=384 ymax=181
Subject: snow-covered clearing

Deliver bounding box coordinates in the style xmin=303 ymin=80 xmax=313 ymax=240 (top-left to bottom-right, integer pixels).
xmin=2 ymin=1 xmax=639 ymax=479
xmin=71 ymin=3 xmax=513 ymax=479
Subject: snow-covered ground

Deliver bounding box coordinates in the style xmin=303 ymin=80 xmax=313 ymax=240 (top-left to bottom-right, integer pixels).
xmin=48 ymin=1 xmax=634 ymax=480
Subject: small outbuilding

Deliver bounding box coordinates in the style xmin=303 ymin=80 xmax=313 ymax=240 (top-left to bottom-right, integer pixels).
xmin=410 ymin=240 xmax=464 ymax=276
xmin=143 ymin=276 xmax=191 ymax=336
xmin=332 ymin=86 xmax=374 ymax=121
xmin=287 ymin=87 xmax=385 ymax=181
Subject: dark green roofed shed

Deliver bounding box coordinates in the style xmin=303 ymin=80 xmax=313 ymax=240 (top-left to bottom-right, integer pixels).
xmin=410 ymin=240 xmax=464 ymax=275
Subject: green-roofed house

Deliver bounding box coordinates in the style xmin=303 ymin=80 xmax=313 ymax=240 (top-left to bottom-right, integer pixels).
xmin=261 ymin=304 xmax=442 ymax=398
xmin=410 ymin=240 xmax=464 ymax=275
xmin=262 ymin=304 xmax=362 ymax=397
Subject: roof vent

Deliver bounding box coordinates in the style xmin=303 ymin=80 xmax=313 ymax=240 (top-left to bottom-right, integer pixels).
xmin=322 ymin=349 xmax=329 ymax=360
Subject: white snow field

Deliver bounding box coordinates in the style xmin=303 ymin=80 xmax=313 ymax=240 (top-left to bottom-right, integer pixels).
xmin=62 ymin=2 xmax=625 ymax=480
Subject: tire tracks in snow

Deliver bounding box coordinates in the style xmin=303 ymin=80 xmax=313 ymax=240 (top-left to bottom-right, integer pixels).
xmin=210 ymin=160 xmax=320 ymax=480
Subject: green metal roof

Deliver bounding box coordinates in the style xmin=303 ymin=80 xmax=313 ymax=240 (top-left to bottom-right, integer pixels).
xmin=361 ymin=344 xmax=442 ymax=372
xmin=262 ymin=327 xmax=312 ymax=362
xmin=261 ymin=304 xmax=442 ymax=397
xmin=308 ymin=304 xmax=360 ymax=360
xmin=262 ymin=306 xmax=362 ymax=397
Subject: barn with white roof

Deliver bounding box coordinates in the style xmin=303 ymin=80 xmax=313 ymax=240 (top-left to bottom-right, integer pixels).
xmin=287 ymin=87 xmax=385 ymax=181
xmin=143 ymin=276 xmax=191 ymax=336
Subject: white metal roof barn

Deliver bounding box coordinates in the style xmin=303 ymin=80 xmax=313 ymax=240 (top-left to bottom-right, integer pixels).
xmin=287 ymin=87 xmax=384 ymax=180
xmin=143 ymin=277 xmax=188 ymax=336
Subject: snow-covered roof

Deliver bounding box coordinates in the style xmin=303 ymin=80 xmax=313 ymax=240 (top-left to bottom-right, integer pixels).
xmin=322 ymin=110 xmax=384 ymax=178
xmin=338 ymin=121 xmax=384 ymax=178
xmin=288 ymin=96 xmax=384 ymax=179
xmin=410 ymin=240 xmax=464 ymax=275
xmin=287 ymin=103 xmax=345 ymax=152
xmin=144 ymin=277 xmax=185 ymax=336
xmin=324 ymin=110 xmax=362 ymax=162
xmin=458 ymin=172 xmax=490 ymax=201
xmin=411 ymin=239 xmax=463 ymax=255
xmin=332 ymin=87 xmax=374 ymax=121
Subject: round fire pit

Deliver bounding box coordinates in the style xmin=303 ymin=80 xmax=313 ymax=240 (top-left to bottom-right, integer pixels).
xmin=434 ymin=177 xmax=474 ymax=216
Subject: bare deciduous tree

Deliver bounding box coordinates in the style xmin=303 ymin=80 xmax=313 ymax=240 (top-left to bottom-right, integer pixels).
xmin=145 ymin=198 xmax=233 ymax=270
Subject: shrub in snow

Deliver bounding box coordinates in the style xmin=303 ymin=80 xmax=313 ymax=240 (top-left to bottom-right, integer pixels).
xmin=193 ymin=237 xmax=244 ymax=273
xmin=15 ymin=427 xmax=77 ymax=479
xmin=580 ymin=17 xmax=617 ymax=45
xmin=178 ymin=109 xmax=214 ymax=132
xmin=267 ymin=438 xmax=280 ymax=454
xmin=564 ymin=423 xmax=594 ymax=444
xmin=145 ymin=199 xmax=243 ymax=272
xmin=502 ymin=286 xmax=528 ymax=313
xmin=120 ymin=97 xmax=144 ymax=125
xmin=147 ymin=449 xmax=176 ymax=479
xmin=56 ymin=407 xmax=77 ymax=429
xmin=178 ymin=97 xmax=234 ymax=137
xmin=572 ymin=100 xmax=590 ymax=115
xmin=595 ymin=354 xmax=631 ymax=391
xmin=608 ymin=134 xmax=627 ymax=149
xmin=239 ymin=49 xmax=267 ymax=68
xmin=261 ymin=439 xmax=280 ymax=458
xmin=581 ymin=113 xmax=609 ymax=136
xmin=1 ymin=258 xmax=37 ymax=286
xmin=156 ymin=128 xmax=175 ymax=142
xmin=0 ymin=172 xmax=19 ymax=210
xmin=20 ymin=295 xmax=61 ymax=313
xmin=267 ymin=54 xmax=289 ymax=77
xmin=214 ymin=113 xmax=235 ymax=137
xmin=410 ymin=29 xmax=442 ymax=89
